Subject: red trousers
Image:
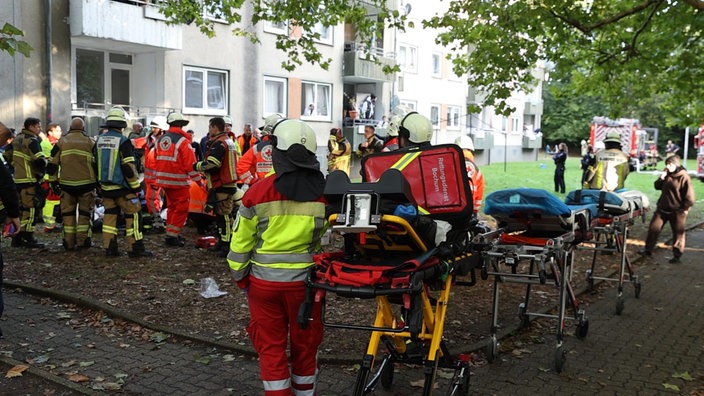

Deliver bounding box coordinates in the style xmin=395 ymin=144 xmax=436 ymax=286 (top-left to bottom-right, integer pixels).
xmin=161 ymin=186 xmax=189 ymax=237
xmin=246 ymin=277 xmax=323 ymax=396
xmin=145 ymin=181 xmax=163 ymax=216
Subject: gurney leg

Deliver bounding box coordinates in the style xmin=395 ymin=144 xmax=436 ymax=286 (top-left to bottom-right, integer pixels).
xmin=487 ymin=270 xmax=501 ymax=362
xmin=554 ymin=253 xmax=568 ymax=373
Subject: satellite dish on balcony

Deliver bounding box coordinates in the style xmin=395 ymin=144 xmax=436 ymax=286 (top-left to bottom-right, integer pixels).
xmin=404 ymin=3 xmax=412 ymax=16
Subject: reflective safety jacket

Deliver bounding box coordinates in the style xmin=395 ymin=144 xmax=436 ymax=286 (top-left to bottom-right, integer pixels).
xmin=94 ymin=129 xmax=141 ymax=193
xmin=227 ymin=175 xmax=328 ymax=283
xmin=327 ymin=136 xmax=351 ymax=173
xmin=10 ymin=128 xmax=47 ymax=186
xmin=587 ymin=148 xmax=630 ymax=192
xmin=462 ymin=149 xmax=485 ymax=213
xmin=194 ymin=132 xmax=238 ymax=191
xmin=141 ymin=132 xmax=161 ymax=184
xmin=48 ymin=129 xmax=97 ymax=194
xmin=154 ymin=126 xmax=201 ymax=189
xmin=236 ymin=134 xmax=259 ymax=155
xmin=236 ymin=138 xmax=273 ymax=185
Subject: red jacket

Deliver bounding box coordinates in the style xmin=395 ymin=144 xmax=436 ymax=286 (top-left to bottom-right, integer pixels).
xmin=236 ymin=134 xmax=259 ymax=155
xmin=236 ymin=138 xmax=273 ymax=185
xmin=154 ymin=127 xmax=201 ymax=188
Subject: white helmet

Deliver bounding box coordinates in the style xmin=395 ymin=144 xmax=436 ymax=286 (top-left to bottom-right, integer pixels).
xmin=167 ymin=111 xmax=189 ymax=126
xmin=150 ymin=115 xmax=169 ymax=130
xmin=455 ymin=135 xmax=474 ymax=151
xmin=272 ymin=119 xmax=317 ymax=153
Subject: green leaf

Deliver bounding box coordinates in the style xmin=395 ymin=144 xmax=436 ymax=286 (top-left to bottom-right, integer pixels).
xmin=182 ymin=279 xmax=196 ymax=285
xmin=662 ymin=383 xmax=680 ymax=391
xmin=672 ymin=371 xmax=693 ymax=381
xmin=149 ymin=332 xmax=169 ymax=343
xmin=194 ymin=355 xmax=212 ymax=365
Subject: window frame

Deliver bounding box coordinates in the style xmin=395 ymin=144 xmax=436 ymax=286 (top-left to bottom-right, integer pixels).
xmin=305 ymin=22 xmax=333 ymax=46
xmin=398 ymin=43 xmax=418 ymax=73
xmin=300 ymin=80 xmax=333 ymax=122
xmin=182 ymin=65 xmax=228 ymax=115
xmin=263 ymin=76 xmax=288 ymax=117
xmin=431 ymin=52 xmax=442 ymax=78
xmin=447 ymin=105 xmax=461 ymax=129
xmin=430 ymin=104 xmax=441 ymax=127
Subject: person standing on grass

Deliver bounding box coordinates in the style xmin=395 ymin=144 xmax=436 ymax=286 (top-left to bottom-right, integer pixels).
xmin=640 ymin=155 xmax=695 ymax=263
xmin=552 ymin=142 xmax=568 ymax=194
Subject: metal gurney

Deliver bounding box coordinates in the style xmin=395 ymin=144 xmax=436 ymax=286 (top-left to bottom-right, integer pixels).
xmin=303 ymin=145 xmax=480 ymax=396
xmin=475 ymin=188 xmax=595 ymax=372
xmin=565 ymin=189 xmax=649 ymax=315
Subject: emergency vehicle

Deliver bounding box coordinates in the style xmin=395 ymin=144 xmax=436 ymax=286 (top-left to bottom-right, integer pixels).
xmin=589 ymin=117 xmax=657 ymax=170
xmin=694 ymin=124 xmax=704 ymax=182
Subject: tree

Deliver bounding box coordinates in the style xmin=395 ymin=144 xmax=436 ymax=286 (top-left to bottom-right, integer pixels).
xmin=0 ymin=22 xmax=32 ymax=57
xmin=154 ymin=1 xmax=704 ymax=124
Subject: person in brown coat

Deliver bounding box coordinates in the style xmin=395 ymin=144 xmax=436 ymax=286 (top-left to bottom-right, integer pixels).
xmin=640 ymin=155 xmax=695 ymax=263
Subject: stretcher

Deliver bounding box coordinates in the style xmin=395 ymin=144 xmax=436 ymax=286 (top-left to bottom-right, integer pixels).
xmin=565 ymin=189 xmax=649 ymax=315
xmin=303 ymin=145 xmax=479 ymax=396
xmin=474 ymin=188 xmax=594 ymax=372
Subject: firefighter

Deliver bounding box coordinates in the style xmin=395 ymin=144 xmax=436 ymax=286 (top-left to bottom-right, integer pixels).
xmin=94 ymin=107 xmax=152 ymax=258
xmin=193 ymin=117 xmax=241 ymax=257
xmin=46 ymin=117 xmax=97 ymax=251
xmin=327 ymin=127 xmax=352 ymax=175
xmin=154 ymin=112 xmax=202 ymax=247
xmin=586 ymin=131 xmax=630 ymax=191
xmin=228 ymin=118 xmax=327 ymax=396
xmin=8 ymin=117 xmax=48 ymax=248
xmin=397 ymin=111 xmax=434 ymax=150
xmin=236 ymin=114 xmax=281 ymax=187
xmin=382 ymin=118 xmax=400 ymax=152
xmin=455 ymin=135 xmax=485 ymax=215
xmin=236 ymin=123 xmax=259 ymax=156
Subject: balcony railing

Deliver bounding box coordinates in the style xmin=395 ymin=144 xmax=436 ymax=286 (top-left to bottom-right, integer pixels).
xmin=342 ymin=42 xmax=395 ymax=82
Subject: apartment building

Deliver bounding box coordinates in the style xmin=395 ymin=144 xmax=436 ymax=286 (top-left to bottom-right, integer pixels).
xmin=1 ymin=0 xmax=540 ymax=166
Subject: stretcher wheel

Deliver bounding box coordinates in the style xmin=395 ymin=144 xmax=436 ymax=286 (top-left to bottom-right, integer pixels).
xmin=486 ymin=335 xmax=500 ymax=363
xmin=554 ymin=345 xmax=566 ymax=373
xmin=634 ymin=279 xmax=642 ymax=298
xmin=380 ymin=359 xmax=394 ymax=389
xmin=585 ymin=269 xmax=594 ymax=290
xmin=576 ymin=319 xmax=589 ymax=339
xmin=615 ymin=296 xmax=625 ymax=315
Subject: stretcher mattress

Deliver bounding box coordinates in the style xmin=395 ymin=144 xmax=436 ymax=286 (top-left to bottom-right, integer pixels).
xmin=564 ymin=189 xmax=648 ymax=216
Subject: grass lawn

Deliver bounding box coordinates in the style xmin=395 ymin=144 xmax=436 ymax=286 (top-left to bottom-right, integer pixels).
xmin=480 ymin=156 xmax=704 ymax=226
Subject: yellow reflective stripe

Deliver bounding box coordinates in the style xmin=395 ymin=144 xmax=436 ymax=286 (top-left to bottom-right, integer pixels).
xmin=390 ymin=152 xmax=421 ymax=171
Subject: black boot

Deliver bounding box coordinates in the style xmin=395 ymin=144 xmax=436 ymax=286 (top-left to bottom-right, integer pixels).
xmin=128 ymin=240 xmax=154 ymax=258
xmin=80 ymin=237 xmax=93 ymax=249
xmin=165 ymin=235 xmax=185 ymax=247
xmin=11 ymin=234 xmax=23 ymax=248
xmin=106 ymin=238 xmax=120 ymax=257
xmin=22 ymin=232 xmax=45 ymax=249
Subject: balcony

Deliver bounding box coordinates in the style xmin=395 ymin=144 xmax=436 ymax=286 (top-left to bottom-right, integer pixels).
xmin=524 ymin=100 xmax=543 ymax=116
xmin=342 ymin=42 xmax=395 ymax=83
xmin=522 ymin=134 xmax=543 ymax=149
xmin=470 ymin=130 xmax=494 ymax=150
xmin=70 ymin=0 xmax=182 ymax=51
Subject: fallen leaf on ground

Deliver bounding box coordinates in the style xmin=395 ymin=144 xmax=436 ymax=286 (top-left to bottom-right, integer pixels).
xmin=672 ymin=371 xmax=693 ymax=381
xmin=68 ymin=373 xmax=90 ymax=382
xmin=5 ymin=364 xmax=29 ymax=378
xmin=662 ymin=383 xmax=680 ymax=391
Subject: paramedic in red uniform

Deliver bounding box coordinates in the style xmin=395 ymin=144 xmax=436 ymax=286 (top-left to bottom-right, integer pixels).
xmin=154 ymin=112 xmax=201 ymax=247
xmin=227 ymin=119 xmax=327 ymax=396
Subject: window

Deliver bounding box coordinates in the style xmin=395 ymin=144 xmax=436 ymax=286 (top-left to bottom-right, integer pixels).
xmin=306 ymin=22 xmax=332 ymax=45
xmin=300 ymin=81 xmax=331 ymax=121
xmin=204 ymin=0 xmax=227 ymax=22
xmin=263 ymin=76 xmax=287 ymax=116
xmin=431 ymin=53 xmax=441 ymax=77
xmin=447 ymin=106 xmax=461 ymax=129
xmin=183 ymin=66 xmax=228 ymax=114
xmin=512 ymin=117 xmax=520 ymax=133
xmin=430 ymin=104 xmax=440 ymax=127
xmin=400 ymin=100 xmax=416 ymax=111
xmin=502 ymin=116 xmax=508 ymax=132
xmin=76 ymin=49 xmax=104 ymax=105
xmin=398 ymin=44 xmax=417 ymax=73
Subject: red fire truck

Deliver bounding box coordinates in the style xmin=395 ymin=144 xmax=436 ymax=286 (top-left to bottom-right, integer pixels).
xmin=694 ymin=124 xmax=704 ymax=182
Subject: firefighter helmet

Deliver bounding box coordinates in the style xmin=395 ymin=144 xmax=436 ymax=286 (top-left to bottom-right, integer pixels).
xmin=150 ymin=116 xmax=169 ymax=130
xmin=260 ymin=114 xmax=284 ymax=136
xmin=223 ymin=115 xmax=233 ymax=126
xmin=400 ymin=112 xmax=433 ymax=144
xmin=604 ymin=131 xmax=621 ymax=144
xmin=455 ymin=135 xmax=475 ymax=151
xmin=272 ymin=119 xmax=317 ymax=153
xmin=167 ymin=111 xmax=189 ymax=127
xmin=102 ymin=106 xmax=128 ymax=129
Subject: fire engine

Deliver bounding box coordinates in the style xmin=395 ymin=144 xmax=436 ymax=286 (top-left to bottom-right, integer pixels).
xmin=694 ymin=124 xmax=704 ymax=182
xmin=589 ymin=117 xmax=659 ymax=170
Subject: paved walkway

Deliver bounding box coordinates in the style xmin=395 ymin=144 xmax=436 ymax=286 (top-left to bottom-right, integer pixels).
xmin=1 ymin=226 xmax=703 ymax=395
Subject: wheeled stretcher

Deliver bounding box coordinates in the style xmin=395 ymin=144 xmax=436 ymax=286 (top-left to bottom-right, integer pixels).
xmin=565 ymin=189 xmax=649 ymax=315
xmin=303 ymin=145 xmax=480 ymax=396
xmin=475 ymin=188 xmax=595 ymax=372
